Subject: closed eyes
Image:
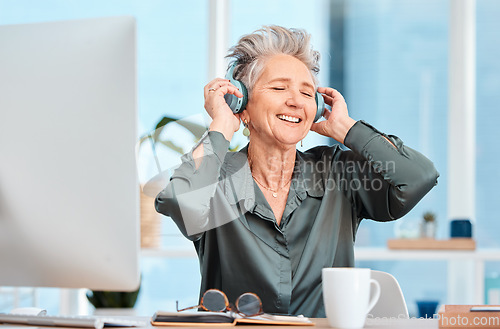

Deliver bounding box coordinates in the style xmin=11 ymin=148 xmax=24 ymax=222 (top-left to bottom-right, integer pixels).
xmin=271 ymin=87 xmax=313 ymax=97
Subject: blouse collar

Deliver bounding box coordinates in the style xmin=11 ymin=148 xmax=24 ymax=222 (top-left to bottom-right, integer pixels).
xmin=223 ymin=144 xmax=325 ymax=211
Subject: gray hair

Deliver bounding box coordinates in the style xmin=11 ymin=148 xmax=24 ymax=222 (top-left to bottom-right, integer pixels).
xmin=226 ymin=25 xmax=320 ymax=96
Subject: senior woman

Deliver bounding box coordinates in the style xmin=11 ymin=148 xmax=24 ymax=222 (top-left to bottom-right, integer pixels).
xmin=155 ymin=25 xmax=439 ymax=318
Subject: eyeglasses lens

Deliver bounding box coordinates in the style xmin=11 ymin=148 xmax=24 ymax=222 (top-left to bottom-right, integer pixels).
xmin=202 ymin=290 xmax=228 ymax=312
xmin=236 ymin=293 xmax=261 ymax=316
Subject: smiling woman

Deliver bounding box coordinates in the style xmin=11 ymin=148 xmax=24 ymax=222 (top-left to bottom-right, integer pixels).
xmin=155 ymin=25 xmax=439 ymax=317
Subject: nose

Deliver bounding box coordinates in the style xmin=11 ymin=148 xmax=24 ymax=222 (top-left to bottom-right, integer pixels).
xmin=285 ymin=89 xmax=306 ymax=109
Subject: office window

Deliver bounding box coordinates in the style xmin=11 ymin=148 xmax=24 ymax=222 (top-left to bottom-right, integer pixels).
xmin=476 ymin=0 xmax=500 ymax=248
xmin=343 ymin=0 xmax=448 ymax=246
xmin=476 ymin=0 xmax=500 ymax=283
xmin=341 ymin=0 xmax=449 ymax=315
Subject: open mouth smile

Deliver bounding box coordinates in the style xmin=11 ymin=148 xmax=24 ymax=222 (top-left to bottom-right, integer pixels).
xmin=277 ymin=114 xmax=302 ymax=123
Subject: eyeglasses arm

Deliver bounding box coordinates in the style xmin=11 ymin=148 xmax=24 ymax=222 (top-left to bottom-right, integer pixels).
xmin=176 ymin=301 xmax=203 ymax=312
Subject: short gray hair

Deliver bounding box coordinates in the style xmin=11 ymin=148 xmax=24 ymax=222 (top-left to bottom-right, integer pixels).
xmin=226 ymin=25 xmax=320 ymax=96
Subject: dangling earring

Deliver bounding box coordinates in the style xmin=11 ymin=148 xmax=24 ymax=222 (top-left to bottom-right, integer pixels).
xmin=243 ymin=119 xmax=250 ymax=137
xmin=301 ymin=140 xmax=303 ymax=147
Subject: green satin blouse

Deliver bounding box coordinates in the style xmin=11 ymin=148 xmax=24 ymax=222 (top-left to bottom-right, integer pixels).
xmin=155 ymin=120 xmax=439 ymax=317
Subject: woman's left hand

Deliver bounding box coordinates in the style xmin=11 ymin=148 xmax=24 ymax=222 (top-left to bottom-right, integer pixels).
xmin=310 ymin=87 xmax=357 ymax=144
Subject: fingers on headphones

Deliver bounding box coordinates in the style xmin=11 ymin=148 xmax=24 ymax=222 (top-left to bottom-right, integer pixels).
xmin=322 ymin=106 xmax=331 ymax=120
xmin=320 ymin=93 xmax=334 ymax=106
xmin=204 ymin=79 xmax=243 ymax=98
xmin=204 ymin=78 xmax=230 ymax=97
xmin=218 ymin=84 xmax=244 ymax=98
xmin=317 ymin=87 xmax=345 ymax=107
xmin=232 ymin=86 xmax=244 ymax=98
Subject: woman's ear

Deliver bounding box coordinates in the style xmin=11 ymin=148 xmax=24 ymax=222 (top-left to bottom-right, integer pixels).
xmin=238 ymin=112 xmax=249 ymax=124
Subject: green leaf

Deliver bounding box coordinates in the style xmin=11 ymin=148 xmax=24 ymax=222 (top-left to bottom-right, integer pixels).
xmin=138 ymin=116 xmax=211 ymax=162
xmin=152 ymin=116 xmax=179 ymax=143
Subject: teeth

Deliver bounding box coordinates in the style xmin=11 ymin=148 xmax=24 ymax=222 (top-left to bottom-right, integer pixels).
xmin=277 ymin=114 xmax=300 ymax=123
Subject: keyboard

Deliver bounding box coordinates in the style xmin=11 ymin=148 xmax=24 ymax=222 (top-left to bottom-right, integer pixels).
xmin=0 ymin=313 xmax=148 ymax=329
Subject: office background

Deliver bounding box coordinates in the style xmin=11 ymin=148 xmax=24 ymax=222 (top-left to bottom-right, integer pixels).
xmin=1 ymin=0 xmax=499 ymax=317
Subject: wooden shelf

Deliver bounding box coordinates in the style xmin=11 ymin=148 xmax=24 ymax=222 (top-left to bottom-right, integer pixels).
xmin=387 ymin=238 xmax=476 ymax=250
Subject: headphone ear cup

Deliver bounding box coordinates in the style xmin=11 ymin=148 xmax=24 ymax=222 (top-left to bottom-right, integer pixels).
xmin=224 ymin=62 xmax=248 ymax=114
xmin=314 ymin=92 xmax=325 ymax=122
xmin=224 ymin=80 xmax=248 ymax=114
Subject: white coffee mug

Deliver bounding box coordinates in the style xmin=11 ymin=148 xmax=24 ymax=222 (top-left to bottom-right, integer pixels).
xmin=322 ymin=267 xmax=381 ymax=328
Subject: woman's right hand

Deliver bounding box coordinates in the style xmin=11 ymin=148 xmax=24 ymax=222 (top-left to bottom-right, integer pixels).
xmin=204 ymin=78 xmax=243 ymax=141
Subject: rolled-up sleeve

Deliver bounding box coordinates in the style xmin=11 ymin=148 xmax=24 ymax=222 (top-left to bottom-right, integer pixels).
xmin=341 ymin=120 xmax=439 ymax=221
xmin=155 ymin=130 xmax=230 ymax=240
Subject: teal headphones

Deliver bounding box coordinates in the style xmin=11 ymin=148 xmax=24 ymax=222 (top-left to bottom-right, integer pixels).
xmin=224 ymin=61 xmax=325 ymax=122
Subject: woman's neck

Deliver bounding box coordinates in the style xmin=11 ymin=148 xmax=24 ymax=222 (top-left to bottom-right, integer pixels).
xmin=247 ymin=138 xmax=296 ymax=190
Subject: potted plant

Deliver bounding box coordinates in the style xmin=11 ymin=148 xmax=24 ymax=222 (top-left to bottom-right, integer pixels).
xmin=421 ymin=211 xmax=437 ymax=239
xmin=86 ymin=282 xmax=141 ymax=315
xmin=138 ymin=116 xmax=209 ymax=158
xmin=137 ymin=115 xmax=241 ymax=248
xmin=137 ymin=116 xmax=208 ymax=248
xmin=138 ymin=115 xmax=239 ymax=166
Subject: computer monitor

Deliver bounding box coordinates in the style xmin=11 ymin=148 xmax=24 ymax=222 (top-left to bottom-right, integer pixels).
xmin=0 ymin=16 xmax=140 ymax=291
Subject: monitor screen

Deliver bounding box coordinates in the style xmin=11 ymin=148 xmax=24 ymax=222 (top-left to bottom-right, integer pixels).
xmin=0 ymin=16 xmax=140 ymax=291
